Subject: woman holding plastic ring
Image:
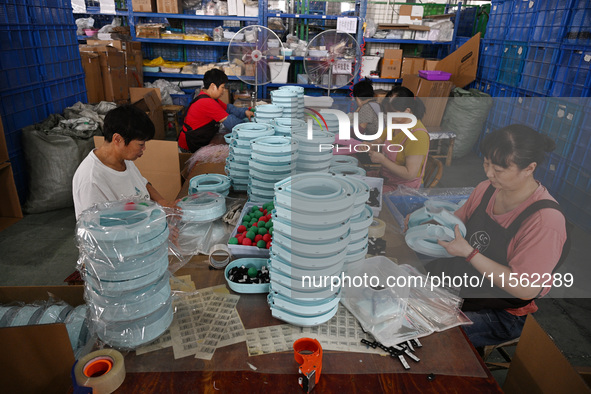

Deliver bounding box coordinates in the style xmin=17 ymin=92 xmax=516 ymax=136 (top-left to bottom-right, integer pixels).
xmin=425 ymin=125 xmax=568 ymax=349
xmin=367 ymin=86 xmax=429 ymax=193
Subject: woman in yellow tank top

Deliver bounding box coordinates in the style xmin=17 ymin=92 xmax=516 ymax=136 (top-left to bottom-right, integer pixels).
xmin=368 ymin=86 xmax=430 ymax=193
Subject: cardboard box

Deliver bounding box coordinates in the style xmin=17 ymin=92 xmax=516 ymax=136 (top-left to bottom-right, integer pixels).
xmin=80 ymin=52 xmax=104 ymax=103
xmin=402 ymin=74 xmax=453 ymax=127
xmin=424 ymin=59 xmax=439 ymax=71
xmin=80 ymin=45 xmax=129 ymax=102
xmin=380 ymin=49 xmax=403 ymax=79
xmin=0 ymin=118 xmax=23 ymax=231
xmin=95 ymin=137 xmax=181 ymax=201
xmin=399 ymin=4 xmax=423 ymax=24
xmin=132 ymin=0 xmax=157 ymax=12
xmin=0 ymin=285 xmax=85 ymax=394
xmin=130 ymin=88 xmax=166 ymax=140
xmin=401 ymin=57 xmax=425 ymax=78
xmin=503 ymin=315 xmax=591 ymax=393
xmin=434 ymin=33 xmax=480 ymax=88
xmin=157 ymin=0 xmax=182 ymax=13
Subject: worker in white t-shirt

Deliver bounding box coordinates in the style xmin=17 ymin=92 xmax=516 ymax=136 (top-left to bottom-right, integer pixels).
xmin=73 ymin=105 xmax=178 ymax=218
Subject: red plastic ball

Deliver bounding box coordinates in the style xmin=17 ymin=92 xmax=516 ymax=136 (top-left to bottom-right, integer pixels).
xmin=242 ymin=238 xmax=252 ymax=246
xmin=251 ymin=222 xmax=258 ymax=227
xmin=254 ymin=234 xmax=263 ymax=242
xmin=262 ymin=234 xmax=271 ymax=242
xmin=266 ymin=241 xmax=271 ymax=249
xmin=237 ymin=225 xmax=247 ymax=233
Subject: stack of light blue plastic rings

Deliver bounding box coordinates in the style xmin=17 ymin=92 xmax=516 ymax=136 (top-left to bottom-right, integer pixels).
xmin=267 ymin=173 xmax=359 ymax=326
xmin=272 ymin=87 xmax=304 ymax=119
xmin=226 ymin=122 xmax=274 ymax=191
xmin=188 ymin=173 xmax=231 ymax=196
xmin=0 ymin=303 xmax=90 ymax=355
xmin=248 ymin=136 xmax=299 ymax=202
xmin=77 ymin=200 xmax=173 ymax=349
xmin=309 ymin=111 xmax=340 ymax=135
xmin=291 ymin=130 xmax=335 ymax=173
xmin=271 ymin=118 xmax=307 ymax=136
xmin=177 ymin=192 xmax=226 ymax=223
xmin=254 ymin=104 xmax=283 ymax=123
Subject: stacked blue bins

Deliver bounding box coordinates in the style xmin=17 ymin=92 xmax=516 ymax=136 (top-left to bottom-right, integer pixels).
xmin=77 ymin=200 xmax=173 ymax=349
xmin=0 ymin=0 xmax=86 ymax=202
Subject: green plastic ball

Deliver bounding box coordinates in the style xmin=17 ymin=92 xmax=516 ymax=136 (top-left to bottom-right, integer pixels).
xmin=251 ymin=205 xmax=259 ymax=213
xmin=246 ymin=231 xmax=256 ymax=240
xmin=228 ymin=237 xmax=238 ymax=244
xmin=269 ymin=228 xmax=274 ymax=235
xmin=256 ymin=240 xmax=267 ymax=248
xmin=265 ymin=220 xmax=273 ymax=229
xmin=247 ymin=266 xmax=258 ymax=277
xmin=258 ymin=227 xmax=267 ymax=235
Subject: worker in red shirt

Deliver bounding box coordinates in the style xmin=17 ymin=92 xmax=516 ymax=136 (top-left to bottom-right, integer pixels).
xmin=178 ymin=68 xmax=254 ymax=153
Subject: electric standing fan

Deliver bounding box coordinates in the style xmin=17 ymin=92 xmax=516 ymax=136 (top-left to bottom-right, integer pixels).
xmin=304 ymin=30 xmax=362 ymax=96
xmin=228 ymin=25 xmax=285 ymax=101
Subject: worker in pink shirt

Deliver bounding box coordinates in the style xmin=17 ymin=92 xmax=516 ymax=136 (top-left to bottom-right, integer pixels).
xmin=428 ymin=124 xmax=568 ymax=348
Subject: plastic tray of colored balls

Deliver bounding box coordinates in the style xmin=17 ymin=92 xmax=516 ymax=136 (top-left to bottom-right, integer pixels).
xmin=227 ymin=201 xmax=274 ymax=258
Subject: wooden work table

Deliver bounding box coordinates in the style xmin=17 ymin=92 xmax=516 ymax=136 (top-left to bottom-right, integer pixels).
xmin=114 ymin=159 xmax=502 ymax=393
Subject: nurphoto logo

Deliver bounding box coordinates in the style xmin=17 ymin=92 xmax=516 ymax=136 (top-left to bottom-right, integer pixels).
xmin=305 ymin=108 xmax=418 ymax=153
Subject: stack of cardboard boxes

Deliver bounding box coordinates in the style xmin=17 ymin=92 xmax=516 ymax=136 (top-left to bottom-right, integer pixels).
xmin=79 ymin=40 xmax=143 ymax=104
xmin=132 ymin=0 xmax=182 ymax=13
xmin=380 ymin=34 xmax=480 ymax=127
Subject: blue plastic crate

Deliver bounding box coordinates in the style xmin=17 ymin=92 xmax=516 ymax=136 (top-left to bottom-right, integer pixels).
xmin=477 ymin=39 xmax=503 ymax=82
xmin=539 ymin=99 xmax=584 ymax=157
xmin=486 ymin=82 xmax=520 ymax=129
xmin=497 ymin=41 xmax=528 ymax=87
xmin=485 ymin=1 xmax=512 ymax=40
xmin=530 ymin=0 xmax=572 ymax=44
xmin=509 ymin=95 xmax=545 ymax=128
xmin=505 ymin=0 xmax=535 ymax=42
xmin=534 ymin=152 xmax=565 ymax=195
xmin=454 ymin=6 xmax=478 ymax=38
xmin=518 ymin=44 xmax=560 ymax=95
xmin=555 ymin=158 xmax=591 ymax=231
xmin=28 ymin=4 xmax=75 ymax=25
xmin=386 ymin=188 xmax=473 ymax=230
xmin=43 ymin=74 xmax=87 ymax=115
xmin=550 ymin=47 xmax=591 ymax=98
xmin=0 ymin=27 xmax=43 ymax=90
xmin=185 ymin=46 xmax=225 ymax=63
xmin=171 ymin=93 xmax=193 ymax=107
xmin=142 ymin=43 xmax=184 ymax=62
xmin=453 ymin=36 xmax=470 ymax=52
xmin=564 ymin=0 xmax=591 ymax=47
xmin=570 ymin=109 xmax=591 ymax=171
xmin=0 ymin=0 xmax=30 ymax=25
xmin=0 ymin=84 xmax=49 ymax=134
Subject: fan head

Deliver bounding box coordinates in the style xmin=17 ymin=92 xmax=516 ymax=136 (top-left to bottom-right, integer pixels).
xmin=304 ymin=30 xmax=362 ymax=90
xmin=228 ymin=25 xmax=285 ymax=86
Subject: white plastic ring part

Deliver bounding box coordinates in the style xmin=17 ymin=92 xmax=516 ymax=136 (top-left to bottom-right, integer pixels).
xmin=269 ymin=280 xmax=341 ymax=301
xmin=330 ymin=164 xmax=367 ymax=176
xmin=178 ymin=192 xmax=226 ymax=223
xmin=405 ymin=224 xmax=458 ymax=258
xmin=267 ymin=292 xmax=340 ymax=317
xmin=331 ymin=155 xmax=359 ymax=166
xmin=269 ymin=254 xmax=344 ymax=280
xmin=270 ymin=242 xmax=347 ymax=269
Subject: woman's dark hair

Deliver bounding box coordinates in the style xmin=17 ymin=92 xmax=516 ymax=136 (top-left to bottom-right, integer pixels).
xmin=203 ymin=68 xmax=229 ymax=89
xmin=382 ymin=86 xmax=426 ymax=120
xmin=353 ymin=79 xmax=374 ymax=98
xmin=103 ymin=105 xmax=155 ymax=144
xmin=480 ymin=124 xmax=556 ymax=169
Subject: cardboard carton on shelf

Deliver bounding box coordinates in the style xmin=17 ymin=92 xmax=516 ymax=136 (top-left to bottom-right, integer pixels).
xmin=0 ymin=285 xmax=85 ymax=394
xmin=130 ymin=87 xmax=166 ymax=141
xmin=157 ymin=0 xmax=182 ymax=13
xmin=79 ymin=45 xmax=129 ymax=103
xmin=95 ymin=136 xmax=181 ymax=202
xmin=132 ymin=0 xmax=157 ymax=12
xmin=80 ymin=51 xmax=104 ymax=103
xmin=402 ymin=74 xmax=453 ymax=127
xmin=401 ymin=57 xmax=425 ymax=78
xmin=380 ymin=49 xmax=403 ymax=79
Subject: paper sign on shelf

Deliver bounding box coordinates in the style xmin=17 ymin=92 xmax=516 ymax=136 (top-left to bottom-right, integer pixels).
xmin=337 ymin=17 xmax=357 ymax=34
xmin=71 ymin=0 xmax=86 ymax=13
xmin=332 ymin=60 xmax=352 ymax=75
